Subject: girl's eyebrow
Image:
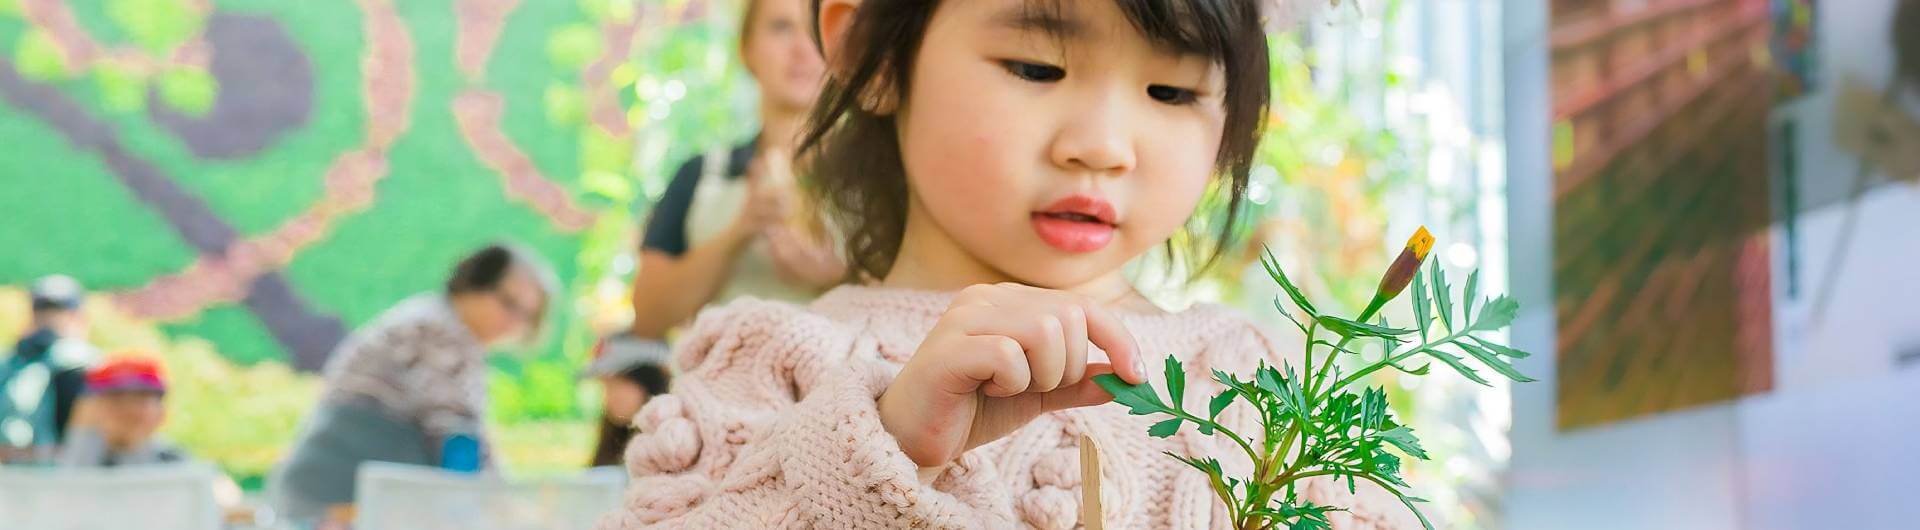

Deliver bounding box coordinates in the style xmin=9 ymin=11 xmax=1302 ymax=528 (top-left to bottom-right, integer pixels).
xmin=990 ymin=5 xmax=1087 ymax=39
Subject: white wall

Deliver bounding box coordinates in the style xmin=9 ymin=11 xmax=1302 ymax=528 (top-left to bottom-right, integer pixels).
xmin=1501 ymin=1 xmax=1920 ymax=529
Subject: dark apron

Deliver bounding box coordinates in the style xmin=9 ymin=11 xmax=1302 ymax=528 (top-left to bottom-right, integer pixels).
xmin=269 ymin=399 xmax=433 ymax=522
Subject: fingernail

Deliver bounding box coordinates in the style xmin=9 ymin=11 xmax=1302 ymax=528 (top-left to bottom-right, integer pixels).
xmin=1133 ymin=357 xmax=1147 ymax=379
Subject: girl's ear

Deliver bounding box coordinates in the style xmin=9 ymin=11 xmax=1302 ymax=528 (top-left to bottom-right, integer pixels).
xmin=817 ymin=0 xmax=860 ymax=70
xmin=816 ymin=0 xmax=900 ymax=115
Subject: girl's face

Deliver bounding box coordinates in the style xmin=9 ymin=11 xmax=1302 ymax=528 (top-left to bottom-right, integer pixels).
xmin=892 ymin=0 xmax=1226 ymax=294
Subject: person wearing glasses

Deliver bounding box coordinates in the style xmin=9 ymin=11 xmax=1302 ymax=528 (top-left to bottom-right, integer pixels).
xmin=270 ymin=243 xmax=555 ymax=523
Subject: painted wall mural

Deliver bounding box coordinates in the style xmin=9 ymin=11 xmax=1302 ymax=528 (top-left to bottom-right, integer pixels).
xmin=0 ymin=0 xmax=754 ymax=480
xmin=0 ymin=0 xmax=742 ymax=368
xmin=1547 ymin=0 xmax=1779 ymax=429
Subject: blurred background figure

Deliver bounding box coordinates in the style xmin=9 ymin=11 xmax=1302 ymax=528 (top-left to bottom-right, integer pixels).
xmin=0 ymin=275 xmax=98 ymax=463
xmin=627 ymin=0 xmax=842 ymax=340
xmin=270 ymin=244 xmax=555 ymax=523
xmin=580 ymin=336 xmax=671 ymax=468
xmin=56 ymin=355 xmax=184 ymax=467
xmin=53 ymin=354 xmax=251 ymax=520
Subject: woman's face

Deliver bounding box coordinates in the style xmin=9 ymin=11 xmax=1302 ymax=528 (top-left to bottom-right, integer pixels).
xmin=743 ymin=0 xmax=826 ymax=115
xmin=600 ymin=376 xmax=647 ymax=424
xmin=461 ymin=269 xmax=546 ymax=348
xmin=890 ymin=0 xmax=1226 ymax=291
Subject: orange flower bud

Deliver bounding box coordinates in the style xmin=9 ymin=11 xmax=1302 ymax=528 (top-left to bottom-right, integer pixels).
xmin=1375 ymin=226 xmax=1433 ymax=302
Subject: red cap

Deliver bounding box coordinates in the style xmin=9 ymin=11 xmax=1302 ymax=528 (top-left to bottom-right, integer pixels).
xmin=86 ymin=356 xmax=167 ymax=394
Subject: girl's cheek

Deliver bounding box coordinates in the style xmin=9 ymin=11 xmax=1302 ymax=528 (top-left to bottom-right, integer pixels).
xmin=1127 ymin=137 xmax=1219 ymax=244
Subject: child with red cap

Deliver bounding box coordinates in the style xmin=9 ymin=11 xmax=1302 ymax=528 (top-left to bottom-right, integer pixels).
xmin=55 ymin=355 xmax=188 ymax=467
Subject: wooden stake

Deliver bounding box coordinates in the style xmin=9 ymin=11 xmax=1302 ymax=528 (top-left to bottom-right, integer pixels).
xmin=1079 ymin=434 xmax=1104 ymax=530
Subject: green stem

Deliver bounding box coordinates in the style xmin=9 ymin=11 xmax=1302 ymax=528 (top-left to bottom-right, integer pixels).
xmin=1322 ymin=329 xmax=1469 ymax=403
xmin=1240 ymin=466 xmax=1359 ymax=530
xmin=1282 ymin=469 xmax=1349 ymax=482
xmin=1356 ymin=293 xmax=1387 ymax=325
xmin=1261 ymin=424 xmax=1301 ymax=482
xmin=1246 ymin=425 xmax=1318 ymax=525
xmin=1300 ymin=319 xmax=1319 ymax=399
xmin=1173 ymin=410 xmax=1262 ymax=472
xmin=1324 ymin=351 xmax=1416 ymax=403
xmin=1305 ymin=297 xmax=1384 ymax=403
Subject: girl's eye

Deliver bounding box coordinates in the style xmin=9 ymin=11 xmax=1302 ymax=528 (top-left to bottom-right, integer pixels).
xmin=1001 ymin=60 xmax=1066 ymax=83
xmin=1147 ymin=84 xmax=1198 ymax=105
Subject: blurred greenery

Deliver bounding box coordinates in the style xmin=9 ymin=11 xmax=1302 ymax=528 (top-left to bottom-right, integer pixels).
xmin=14 ymin=29 xmax=68 ymax=81
xmin=155 ymin=67 xmax=217 ymax=116
xmin=106 ymin=0 xmax=202 ymax=54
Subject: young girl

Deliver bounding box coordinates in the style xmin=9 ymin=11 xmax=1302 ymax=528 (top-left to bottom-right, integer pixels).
xmin=600 ymin=0 xmax=1415 ymax=528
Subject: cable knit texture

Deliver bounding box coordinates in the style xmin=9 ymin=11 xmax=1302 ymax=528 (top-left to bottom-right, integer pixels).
xmin=597 ymin=286 xmax=1420 ymax=529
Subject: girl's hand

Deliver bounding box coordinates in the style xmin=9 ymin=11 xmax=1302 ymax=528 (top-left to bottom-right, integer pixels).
xmin=877 ymin=283 xmax=1148 ymax=472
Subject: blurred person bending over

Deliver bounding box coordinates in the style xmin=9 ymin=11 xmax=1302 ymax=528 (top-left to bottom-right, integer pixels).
xmin=271 ymin=243 xmax=555 ymax=522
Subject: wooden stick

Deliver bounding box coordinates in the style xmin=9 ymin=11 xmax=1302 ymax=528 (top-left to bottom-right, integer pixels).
xmin=1079 ymin=434 xmax=1104 ymax=530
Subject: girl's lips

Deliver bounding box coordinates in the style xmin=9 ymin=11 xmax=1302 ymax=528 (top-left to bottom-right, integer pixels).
xmin=1031 ymin=195 xmax=1118 ymax=253
xmin=1031 ymin=214 xmax=1115 ymax=253
xmin=1037 ymin=195 xmax=1117 ymax=225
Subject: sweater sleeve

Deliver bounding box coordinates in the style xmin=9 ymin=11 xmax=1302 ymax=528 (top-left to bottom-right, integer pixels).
xmin=597 ymin=299 xmax=1015 ymax=529
xmin=1211 ymin=314 xmax=1425 ymax=530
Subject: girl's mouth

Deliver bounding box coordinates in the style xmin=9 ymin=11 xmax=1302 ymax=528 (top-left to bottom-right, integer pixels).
xmin=1031 ymin=195 xmax=1117 ymax=253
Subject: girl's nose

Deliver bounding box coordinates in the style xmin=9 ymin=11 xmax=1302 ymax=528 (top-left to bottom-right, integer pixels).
xmin=1048 ymin=92 xmax=1137 ymax=176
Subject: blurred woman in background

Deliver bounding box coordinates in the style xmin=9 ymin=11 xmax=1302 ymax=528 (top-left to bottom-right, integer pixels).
xmin=628 ymin=0 xmax=841 ymax=340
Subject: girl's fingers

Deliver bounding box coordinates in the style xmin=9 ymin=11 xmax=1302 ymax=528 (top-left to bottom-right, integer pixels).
xmin=950 ymin=305 xmax=1068 ymax=393
xmin=1024 ymin=313 xmax=1068 ymax=392
xmin=1075 ymin=302 xmax=1144 ymax=384
xmin=984 ymin=284 xmax=1144 ymax=385
xmin=952 ymin=334 xmax=1031 ymax=398
xmin=1037 ymin=363 xmax=1122 ymax=413
xmin=1055 ymin=304 xmax=1089 ymax=387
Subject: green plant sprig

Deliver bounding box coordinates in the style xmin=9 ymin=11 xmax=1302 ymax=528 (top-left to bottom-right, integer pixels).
xmin=1095 ymin=229 xmax=1535 ymax=530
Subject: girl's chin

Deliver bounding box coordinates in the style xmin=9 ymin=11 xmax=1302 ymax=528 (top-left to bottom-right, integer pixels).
xmin=993 ymin=252 xmax=1128 ymax=291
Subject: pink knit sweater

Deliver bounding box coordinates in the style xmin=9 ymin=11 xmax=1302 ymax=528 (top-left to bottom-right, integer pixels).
xmin=597 ymin=286 xmax=1419 ymax=529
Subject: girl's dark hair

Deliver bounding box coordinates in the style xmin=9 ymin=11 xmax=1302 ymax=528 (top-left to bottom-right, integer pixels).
xmin=799 ymin=0 xmax=1271 ymax=281
xmin=588 ymin=363 xmax=673 ymax=467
